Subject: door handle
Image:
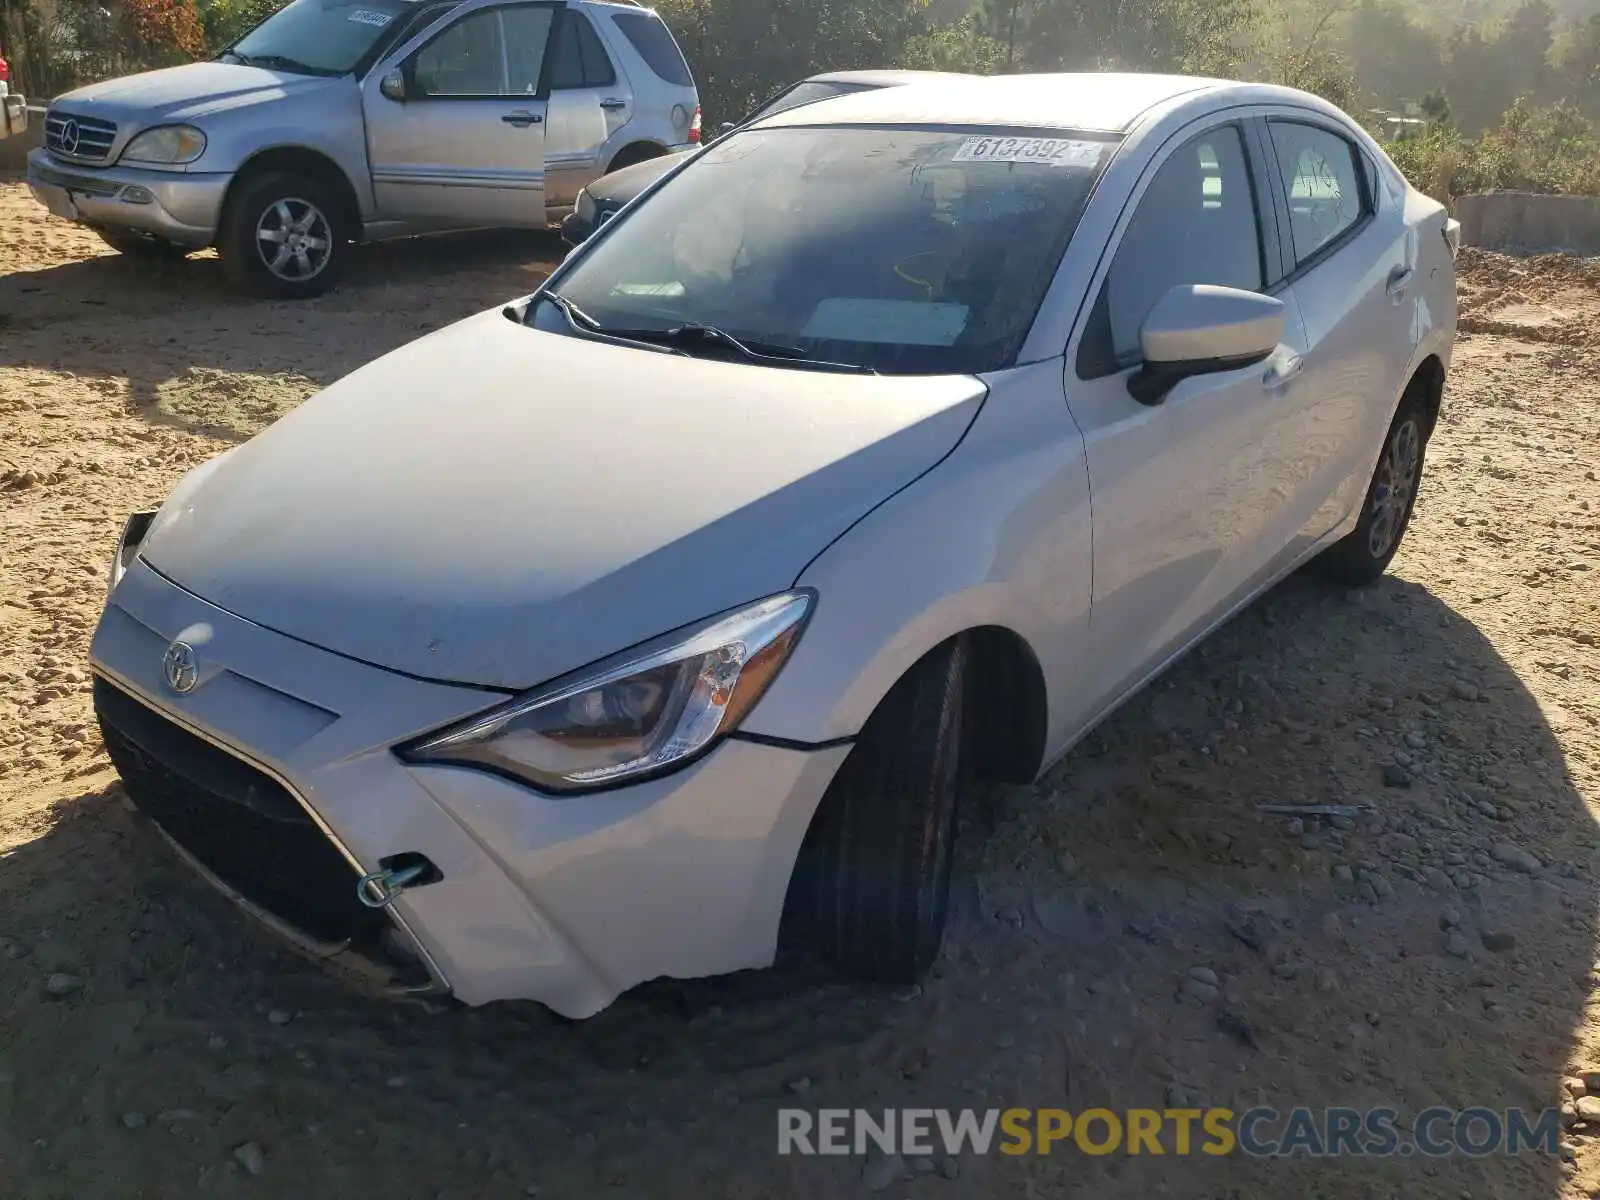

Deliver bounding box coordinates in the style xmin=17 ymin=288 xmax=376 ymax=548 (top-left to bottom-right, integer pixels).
xmin=1263 ymin=351 xmax=1304 ymax=393
xmin=1386 ymin=266 xmax=1415 ymax=297
xmin=599 ymin=98 xmax=627 ymax=110
xmin=502 ymin=110 xmax=543 ymax=127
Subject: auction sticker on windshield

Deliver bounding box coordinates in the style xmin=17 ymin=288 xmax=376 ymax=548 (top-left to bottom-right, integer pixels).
xmin=348 ymin=9 xmax=393 ymax=25
xmin=952 ymin=136 xmax=1104 ymax=167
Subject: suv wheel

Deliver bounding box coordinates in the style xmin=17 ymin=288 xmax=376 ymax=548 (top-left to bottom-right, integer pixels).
xmin=220 ymin=171 xmax=348 ymax=299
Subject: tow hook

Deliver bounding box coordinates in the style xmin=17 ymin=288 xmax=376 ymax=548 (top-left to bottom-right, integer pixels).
xmin=357 ymin=853 xmax=442 ymax=909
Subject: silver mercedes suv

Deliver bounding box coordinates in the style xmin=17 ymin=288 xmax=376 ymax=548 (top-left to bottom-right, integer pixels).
xmin=26 ymin=0 xmax=699 ymax=297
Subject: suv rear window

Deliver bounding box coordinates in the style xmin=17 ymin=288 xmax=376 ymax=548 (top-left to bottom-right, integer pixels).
xmin=611 ymin=11 xmax=693 ymax=87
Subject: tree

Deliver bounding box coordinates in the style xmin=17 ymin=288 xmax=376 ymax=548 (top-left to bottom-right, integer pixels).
xmin=903 ymin=12 xmax=1007 ymax=72
xmin=127 ymin=0 xmax=206 ymax=59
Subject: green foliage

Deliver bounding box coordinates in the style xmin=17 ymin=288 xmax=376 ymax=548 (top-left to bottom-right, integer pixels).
xmin=1380 ymin=98 xmax=1600 ymax=201
xmin=902 ymin=12 xmax=1006 ymax=73
xmin=198 ymin=0 xmax=283 ymax=51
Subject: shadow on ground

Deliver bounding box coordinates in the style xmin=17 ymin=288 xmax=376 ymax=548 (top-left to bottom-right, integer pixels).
xmin=0 ymin=569 xmax=1591 ymax=1199
xmin=0 ymin=229 xmax=566 ymax=431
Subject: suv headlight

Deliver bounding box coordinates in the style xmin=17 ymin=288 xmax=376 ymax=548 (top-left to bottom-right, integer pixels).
xmin=400 ymin=592 xmax=813 ymax=793
xmin=121 ymin=125 xmax=207 ymax=165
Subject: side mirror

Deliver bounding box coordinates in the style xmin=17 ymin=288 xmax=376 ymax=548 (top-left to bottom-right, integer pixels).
xmin=718 ymin=121 xmax=736 ymax=133
xmin=1128 ymin=284 xmax=1284 ymax=406
xmin=380 ymin=69 xmax=407 ymax=103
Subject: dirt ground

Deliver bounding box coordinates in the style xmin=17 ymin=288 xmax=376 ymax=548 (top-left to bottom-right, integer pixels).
xmin=1 ymin=177 xmax=1599 ymax=1200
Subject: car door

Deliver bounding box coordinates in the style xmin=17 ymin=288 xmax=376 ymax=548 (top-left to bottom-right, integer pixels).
xmin=1260 ymin=114 xmax=1417 ymax=546
xmin=362 ymin=0 xmax=556 ymax=227
xmin=1063 ymin=120 xmax=1313 ymax=713
xmin=543 ymin=5 xmax=629 ymax=208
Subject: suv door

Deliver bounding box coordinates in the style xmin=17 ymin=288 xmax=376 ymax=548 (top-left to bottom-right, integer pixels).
xmin=363 ymin=0 xmax=557 ymax=227
xmin=543 ymin=5 xmax=628 ymax=208
xmin=1260 ymin=115 xmax=1416 ymax=542
xmin=1065 ymin=121 xmax=1310 ymax=710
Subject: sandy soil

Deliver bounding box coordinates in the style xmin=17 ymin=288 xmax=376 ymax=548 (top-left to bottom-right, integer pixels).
xmin=2 ymin=178 xmax=1599 ymax=1199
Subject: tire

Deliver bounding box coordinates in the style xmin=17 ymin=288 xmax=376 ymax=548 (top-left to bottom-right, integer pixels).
xmin=792 ymin=638 xmax=966 ymax=983
xmin=1314 ymin=390 xmax=1432 ymax=586
xmin=607 ymin=142 xmax=665 ymax=173
xmin=95 ymin=229 xmax=190 ymax=260
xmin=219 ymin=171 xmax=348 ymax=300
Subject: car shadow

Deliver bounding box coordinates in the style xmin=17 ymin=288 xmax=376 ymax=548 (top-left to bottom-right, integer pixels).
xmin=0 ymin=228 xmax=569 ymax=433
xmin=1 ymin=570 xmax=1591 ymax=1198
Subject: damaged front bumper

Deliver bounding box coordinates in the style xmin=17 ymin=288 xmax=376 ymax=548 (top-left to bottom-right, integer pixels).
xmin=90 ymin=550 xmax=847 ymax=1018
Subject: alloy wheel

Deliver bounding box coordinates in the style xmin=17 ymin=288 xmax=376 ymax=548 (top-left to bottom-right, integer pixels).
xmin=1368 ymin=417 xmax=1422 ymax=559
xmin=255 ymin=197 xmax=333 ymax=283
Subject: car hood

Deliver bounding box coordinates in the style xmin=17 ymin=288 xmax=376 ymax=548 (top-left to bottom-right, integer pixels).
xmin=589 ymin=149 xmax=696 ymax=206
xmin=56 ymin=62 xmax=340 ymax=124
xmin=140 ymin=309 xmax=986 ymax=691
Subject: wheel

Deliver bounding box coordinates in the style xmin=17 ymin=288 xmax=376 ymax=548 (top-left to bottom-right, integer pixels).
xmin=791 ymin=638 xmax=966 ymax=983
xmin=1315 ymin=391 xmax=1431 ymax=585
xmin=219 ymin=171 xmax=347 ymax=299
xmin=95 ymin=229 xmax=190 ymax=260
xmin=606 ymin=142 xmax=665 ymax=173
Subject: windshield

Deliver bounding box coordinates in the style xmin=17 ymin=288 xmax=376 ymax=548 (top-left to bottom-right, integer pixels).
xmin=744 ymin=80 xmax=876 ymax=124
xmin=230 ymin=0 xmax=417 ymax=75
xmin=537 ymin=125 xmax=1116 ymax=375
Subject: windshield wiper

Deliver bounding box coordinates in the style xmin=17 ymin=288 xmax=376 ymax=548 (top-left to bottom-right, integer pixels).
xmin=239 ymin=53 xmax=334 ymax=75
xmin=539 ymin=292 xmax=876 ymax=374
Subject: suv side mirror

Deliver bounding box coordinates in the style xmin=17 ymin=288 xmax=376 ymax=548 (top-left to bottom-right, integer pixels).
xmin=380 ymin=69 xmax=407 ymax=102
xmin=1128 ymin=284 xmax=1284 ymax=406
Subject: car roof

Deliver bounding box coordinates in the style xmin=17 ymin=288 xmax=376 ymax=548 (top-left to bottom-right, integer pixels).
xmin=804 ymin=69 xmax=975 ymax=88
xmin=754 ymin=72 xmax=1243 ymax=135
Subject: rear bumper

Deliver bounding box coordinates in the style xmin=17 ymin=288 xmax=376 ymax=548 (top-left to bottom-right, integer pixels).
xmin=91 ymin=557 xmax=848 ymax=1018
xmin=26 ymin=147 xmax=228 ymax=246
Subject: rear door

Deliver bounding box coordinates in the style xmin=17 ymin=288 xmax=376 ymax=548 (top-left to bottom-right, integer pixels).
xmin=1063 ymin=120 xmax=1310 ymax=716
xmin=543 ymin=5 xmax=628 ymax=208
xmin=1258 ymin=113 xmax=1415 ymax=546
xmin=362 ymin=0 xmax=556 ymax=226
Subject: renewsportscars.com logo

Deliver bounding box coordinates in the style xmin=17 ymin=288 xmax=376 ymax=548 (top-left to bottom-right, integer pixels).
xmin=777 ymin=1107 xmax=1564 ymax=1159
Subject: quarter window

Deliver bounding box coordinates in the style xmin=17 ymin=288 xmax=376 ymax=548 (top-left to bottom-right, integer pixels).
xmin=550 ymin=10 xmax=617 ymax=89
xmin=1087 ymin=125 xmax=1264 ymax=371
xmin=611 ymin=11 xmax=693 ymax=87
xmin=1267 ymin=121 xmax=1367 ymax=265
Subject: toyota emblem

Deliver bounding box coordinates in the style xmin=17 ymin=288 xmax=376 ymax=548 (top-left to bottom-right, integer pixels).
xmin=163 ymin=641 xmax=199 ymax=694
xmin=60 ymin=118 xmax=81 ymax=154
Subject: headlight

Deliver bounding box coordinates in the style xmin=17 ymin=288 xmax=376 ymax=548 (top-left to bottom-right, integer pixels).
xmin=575 ymin=188 xmax=596 ymax=223
xmin=399 ymin=591 xmax=813 ymax=793
xmin=121 ymin=125 xmax=207 ymax=165
xmin=107 ymin=510 xmax=158 ymax=601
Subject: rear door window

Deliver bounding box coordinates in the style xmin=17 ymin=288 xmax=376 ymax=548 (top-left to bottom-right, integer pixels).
xmin=611 ymin=11 xmax=693 ymax=87
xmin=1267 ymin=121 xmax=1369 ymax=265
xmin=550 ymin=9 xmax=616 ymax=89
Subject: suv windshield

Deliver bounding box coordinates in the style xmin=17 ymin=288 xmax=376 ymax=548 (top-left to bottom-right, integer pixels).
xmin=537 ymin=125 xmax=1116 ymax=375
xmin=229 ymin=0 xmax=418 ymax=75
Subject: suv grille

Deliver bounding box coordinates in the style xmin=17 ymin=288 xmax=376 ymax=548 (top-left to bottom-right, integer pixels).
xmin=45 ymin=110 xmax=118 ymax=162
xmin=94 ymin=678 xmax=387 ymax=946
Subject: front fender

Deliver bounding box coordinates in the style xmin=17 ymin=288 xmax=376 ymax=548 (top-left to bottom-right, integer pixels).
xmin=740 ymin=360 xmax=1095 ymax=759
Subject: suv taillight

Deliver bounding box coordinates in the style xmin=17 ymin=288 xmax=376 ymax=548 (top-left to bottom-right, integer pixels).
xmin=688 ymin=104 xmax=702 ymax=145
xmin=0 ymin=55 xmax=10 ymax=83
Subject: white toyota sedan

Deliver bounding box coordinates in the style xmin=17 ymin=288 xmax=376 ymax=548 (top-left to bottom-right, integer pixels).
xmin=92 ymin=74 xmax=1457 ymax=1018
